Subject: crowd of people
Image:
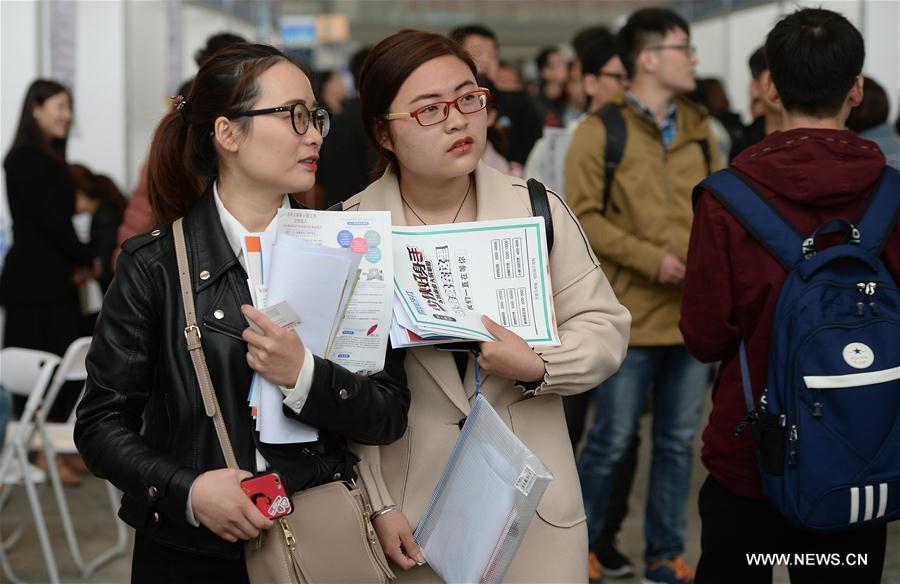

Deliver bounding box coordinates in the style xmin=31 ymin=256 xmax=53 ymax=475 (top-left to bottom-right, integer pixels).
xmin=1 ymin=4 xmax=898 ymax=584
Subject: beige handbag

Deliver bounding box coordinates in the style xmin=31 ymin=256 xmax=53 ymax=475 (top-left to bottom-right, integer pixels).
xmin=173 ymin=218 xmax=395 ymax=583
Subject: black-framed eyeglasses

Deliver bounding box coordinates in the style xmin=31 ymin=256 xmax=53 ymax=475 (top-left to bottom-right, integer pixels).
xmin=230 ymin=102 xmax=330 ymax=138
xmin=597 ymin=71 xmax=628 ymax=84
xmin=648 ymin=44 xmax=697 ymax=58
xmin=385 ymin=88 xmax=491 ymax=127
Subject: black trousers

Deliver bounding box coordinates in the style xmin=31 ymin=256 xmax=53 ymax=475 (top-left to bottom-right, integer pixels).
xmin=695 ymin=475 xmax=887 ymax=584
xmin=131 ymin=532 xmax=250 ymax=584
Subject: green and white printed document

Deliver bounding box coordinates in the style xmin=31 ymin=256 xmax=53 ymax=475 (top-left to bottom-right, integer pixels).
xmin=392 ymin=217 xmax=560 ymax=347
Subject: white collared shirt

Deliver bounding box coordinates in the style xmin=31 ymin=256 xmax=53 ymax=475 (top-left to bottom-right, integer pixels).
xmin=186 ymin=184 xmax=314 ymax=527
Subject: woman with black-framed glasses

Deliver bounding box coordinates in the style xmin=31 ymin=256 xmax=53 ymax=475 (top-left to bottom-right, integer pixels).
xmin=335 ymin=30 xmax=630 ymax=583
xmin=75 ymin=43 xmax=410 ymax=583
xmin=230 ymin=101 xmax=331 ymax=139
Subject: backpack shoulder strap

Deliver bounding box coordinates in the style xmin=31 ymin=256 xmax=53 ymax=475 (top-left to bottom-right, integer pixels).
xmin=527 ymin=178 xmax=554 ymax=254
xmin=596 ymin=104 xmax=626 ymax=214
xmin=855 ymin=167 xmax=900 ymax=256
xmin=696 ymin=137 xmax=712 ymax=175
xmin=695 ymin=169 xmax=805 ymax=270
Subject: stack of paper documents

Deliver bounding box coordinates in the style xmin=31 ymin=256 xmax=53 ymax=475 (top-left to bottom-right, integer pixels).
xmin=244 ymin=209 xmax=393 ymax=445
xmin=390 ymin=217 xmax=560 ymax=348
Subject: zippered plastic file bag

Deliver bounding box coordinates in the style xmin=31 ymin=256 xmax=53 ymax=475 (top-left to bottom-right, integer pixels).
xmin=413 ymin=393 xmax=553 ymax=583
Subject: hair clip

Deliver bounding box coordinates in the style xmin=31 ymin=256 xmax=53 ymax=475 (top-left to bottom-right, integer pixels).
xmin=172 ymin=94 xmax=187 ymax=111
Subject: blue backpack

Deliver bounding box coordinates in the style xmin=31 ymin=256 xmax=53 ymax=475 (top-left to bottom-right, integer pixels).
xmin=698 ymin=167 xmax=900 ymax=532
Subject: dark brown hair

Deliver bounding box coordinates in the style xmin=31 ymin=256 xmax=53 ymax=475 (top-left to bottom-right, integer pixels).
xmin=359 ymin=30 xmax=478 ymax=179
xmin=846 ymin=76 xmax=889 ymax=134
xmin=147 ymin=43 xmax=297 ymax=224
xmin=5 ymin=79 xmax=71 ymax=166
xmin=70 ymin=164 xmax=128 ymax=211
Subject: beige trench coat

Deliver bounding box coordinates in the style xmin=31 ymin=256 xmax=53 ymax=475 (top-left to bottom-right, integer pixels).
xmin=344 ymin=162 xmax=631 ymax=583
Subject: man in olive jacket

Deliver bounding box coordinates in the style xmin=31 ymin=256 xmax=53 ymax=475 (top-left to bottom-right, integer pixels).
xmin=565 ymin=8 xmax=721 ymax=584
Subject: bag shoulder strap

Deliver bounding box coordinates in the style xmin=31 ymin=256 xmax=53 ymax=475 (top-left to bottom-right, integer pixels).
xmin=696 ymin=137 xmax=712 ymax=175
xmin=855 ymin=166 xmax=900 ymax=256
xmin=527 ymin=178 xmax=554 ymax=254
xmin=173 ymin=218 xmax=239 ymax=470
xmin=596 ymin=104 xmax=626 ymax=215
xmin=695 ymin=169 xmax=805 ymax=270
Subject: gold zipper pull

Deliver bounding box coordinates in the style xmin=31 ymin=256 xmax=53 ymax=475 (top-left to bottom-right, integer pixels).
xmin=362 ymin=501 xmax=377 ymax=545
xmin=279 ymin=517 xmax=297 ymax=550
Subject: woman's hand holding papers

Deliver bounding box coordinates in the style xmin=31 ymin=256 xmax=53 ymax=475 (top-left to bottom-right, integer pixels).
xmin=242 ymin=305 xmax=305 ymax=387
xmin=373 ymin=510 xmax=426 ymax=570
xmin=477 ymin=316 xmax=546 ymax=383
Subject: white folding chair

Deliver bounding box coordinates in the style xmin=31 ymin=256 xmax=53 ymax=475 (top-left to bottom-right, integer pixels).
xmin=0 ymin=348 xmax=62 ymax=584
xmin=31 ymin=336 xmax=128 ymax=577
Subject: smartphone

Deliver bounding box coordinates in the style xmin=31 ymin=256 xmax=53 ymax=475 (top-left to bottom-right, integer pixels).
xmin=240 ymin=472 xmax=293 ymax=519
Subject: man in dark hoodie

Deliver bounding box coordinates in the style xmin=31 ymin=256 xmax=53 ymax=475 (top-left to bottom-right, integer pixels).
xmin=681 ymin=8 xmax=897 ymax=584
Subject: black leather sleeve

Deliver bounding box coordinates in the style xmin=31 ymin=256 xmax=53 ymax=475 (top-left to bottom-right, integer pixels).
xmin=74 ymin=245 xmax=198 ymax=527
xmin=285 ymin=344 xmax=410 ymax=445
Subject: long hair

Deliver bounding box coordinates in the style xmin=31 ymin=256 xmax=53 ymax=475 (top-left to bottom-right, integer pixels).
xmin=146 ymin=43 xmax=296 ymax=224
xmin=358 ymin=30 xmax=478 ymax=180
xmin=5 ymin=79 xmax=71 ymax=166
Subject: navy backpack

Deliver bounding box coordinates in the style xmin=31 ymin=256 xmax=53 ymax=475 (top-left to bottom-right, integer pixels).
xmin=697 ymin=167 xmax=900 ymax=532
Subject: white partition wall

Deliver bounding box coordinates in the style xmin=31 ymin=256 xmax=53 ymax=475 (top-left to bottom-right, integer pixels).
xmin=66 ymin=0 xmax=128 ymax=190
xmin=861 ymin=0 xmax=900 ymax=123
xmin=1 ymin=0 xmax=41 ymax=264
xmin=693 ymin=0 xmax=900 ymax=125
xmin=125 ymin=0 xmax=170 ymax=194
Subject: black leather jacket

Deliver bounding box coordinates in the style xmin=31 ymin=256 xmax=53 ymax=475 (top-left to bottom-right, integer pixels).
xmin=75 ymin=189 xmax=410 ymax=559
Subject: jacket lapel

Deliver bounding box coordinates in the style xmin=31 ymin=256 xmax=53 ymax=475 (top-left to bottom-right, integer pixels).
xmin=411 ymin=348 xmax=472 ymax=415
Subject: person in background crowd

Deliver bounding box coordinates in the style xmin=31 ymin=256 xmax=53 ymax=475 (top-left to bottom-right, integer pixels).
xmin=496 ymin=61 xmax=526 ymax=92
xmin=194 ymin=32 xmax=246 ymax=68
xmin=689 ymin=78 xmax=733 ymax=162
xmin=730 ymin=46 xmax=781 ymax=161
xmin=315 ymin=69 xmax=348 ymax=116
xmin=682 ymin=9 xmax=894 ymax=583
xmin=567 ymin=8 xmax=721 ymax=584
xmin=345 ymin=28 xmax=630 ymax=582
xmin=578 ymin=29 xmax=629 ymax=115
xmin=70 ymin=164 xmax=127 ymax=294
xmin=895 ymin=101 xmax=900 ymax=136
xmin=697 ymin=78 xmax=744 ymax=150
xmin=564 ymin=60 xmax=587 ymax=123
xmin=846 ymin=76 xmax=900 ymax=170
xmin=477 ymin=76 xmax=517 ymax=176
xmin=0 ymin=80 xmax=94 ymax=421
xmin=536 ymin=45 xmax=569 ymax=127
xmin=75 ymin=43 xmax=411 ymax=583
xmin=558 ymin=26 xmax=640 ymax=581
xmin=451 ymin=24 xmax=543 ymax=174
xmin=318 ymin=46 xmax=378 ymax=208
xmin=525 ymin=26 xmax=627 ymax=192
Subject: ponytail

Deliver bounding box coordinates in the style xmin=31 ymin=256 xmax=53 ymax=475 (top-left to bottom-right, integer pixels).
xmin=145 ymin=43 xmax=292 ymax=225
xmin=147 ymin=109 xmax=206 ymax=224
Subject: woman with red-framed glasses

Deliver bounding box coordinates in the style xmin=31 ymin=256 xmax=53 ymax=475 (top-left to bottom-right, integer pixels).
xmin=336 ymin=29 xmax=630 ymax=583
